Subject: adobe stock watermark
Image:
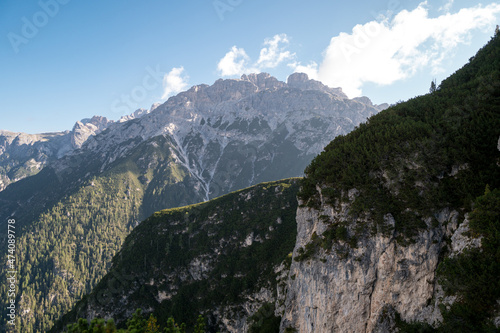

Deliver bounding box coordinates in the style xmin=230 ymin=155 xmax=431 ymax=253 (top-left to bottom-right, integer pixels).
xmin=213 ymin=0 xmax=244 ymax=21
xmin=7 ymin=0 xmax=71 ymax=54
xmin=5 ymin=218 xmax=17 ymax=328
xmin=338 ymin=0 xmax=403 ymax=62
xmin=111 ymin=65 xmax=165 ymax=117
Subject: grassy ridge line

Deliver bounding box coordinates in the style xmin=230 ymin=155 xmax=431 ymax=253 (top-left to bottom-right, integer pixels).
xmin=52 ymin=178 xmax=301 ymax=332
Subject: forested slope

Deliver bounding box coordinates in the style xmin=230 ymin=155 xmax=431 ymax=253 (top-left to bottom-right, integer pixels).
xmin=282 ymin=33 xmax=500 ymax=332
xmin=52 ymin=179 xmax=300 ymax=332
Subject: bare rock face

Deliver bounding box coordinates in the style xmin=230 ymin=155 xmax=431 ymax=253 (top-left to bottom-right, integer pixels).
xmin=0 ymin=116 xmax=113 ymax=191
xmin=71 ymin=116 xmax=113 ymax=148
xmin=118 ymin=106 xmax=156 ymax=123
xmin=241 ymin=73 xmax=286 ymax=91
xmin=0 ymin=130 xmax=72 ymax=191
xmin=287 ymin=72 xmax=347 ymax=99
xmin=1 ymin=73 xmax=381 ymax=195
xmin=450 ymin=215 xmax=482 ymax=256
xmin=280 ymin=191 xmax=464 ymax=333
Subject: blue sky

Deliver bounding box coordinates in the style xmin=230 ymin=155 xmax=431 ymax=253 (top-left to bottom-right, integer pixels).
xmin=1 ymin=0 xmax=499 ymax=133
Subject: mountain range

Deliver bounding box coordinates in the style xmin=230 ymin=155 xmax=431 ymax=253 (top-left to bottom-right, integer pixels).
xmin=0 ymin=72 xmax=385 ymax=332
xmin=2 ymin=34 xmax=499 ymax=333
xmin=52 ymin=33 xmax=500 ymax=332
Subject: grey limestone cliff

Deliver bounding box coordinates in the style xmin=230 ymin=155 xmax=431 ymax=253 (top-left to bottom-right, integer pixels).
xmin=279 ymin=190 xmax=484 ymax=332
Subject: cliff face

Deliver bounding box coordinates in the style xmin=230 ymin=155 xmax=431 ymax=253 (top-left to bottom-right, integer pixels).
xmin=280 ymin=192 xmax=452 ymax=332
xmin=280 ymin=192 xmax=492 ymax=333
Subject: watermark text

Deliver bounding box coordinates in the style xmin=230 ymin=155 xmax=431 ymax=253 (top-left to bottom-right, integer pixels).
xmin=6 ymin=219 xmax=17 ymax=326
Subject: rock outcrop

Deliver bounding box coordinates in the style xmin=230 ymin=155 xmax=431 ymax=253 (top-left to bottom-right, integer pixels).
xmin=0 ymin=130 xmax=72 ymax=191
xmin=0 ymin=116 xmax=113 ymax=191
xmin=279 ymin=192 xmax=485 ymax=332
xmin=70 ymin=115 xmax=113 ymax=148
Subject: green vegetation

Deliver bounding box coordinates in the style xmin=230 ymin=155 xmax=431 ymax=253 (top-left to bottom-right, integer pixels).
xmin=248 ymin=303 xmax=281 ymax=333
xmin=65 ymin=309 xmax=206 ymax=333
xmin=0 ymin=136 xmax=203 ymax=333
xmin=396 ymin=187 xmax=500 ymax=332
xmin=0 ymin=171 xmax=143 ymax=332
xmin=435 ymin=186 xmax=500 ymax=332
xmin=298 ymin=33 xmax=500 ymax=243
xmin=52 ymin=179 xmax=300 ymax=332
xmin=294 ymin=222 xmax=357 ymax=262
xmin=283 ymin=328 xmax=297 ymax=333
xmin=395 ymin=312 xmax=434 ymax=333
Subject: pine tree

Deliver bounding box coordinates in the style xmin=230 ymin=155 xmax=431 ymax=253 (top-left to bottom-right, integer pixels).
xmin=145 ymin=314 xmax=160 ymax=333
xmin=429 ymin=79 xmax=437 ymax=93
xmin=193 ymin=315 xmax=206 ymax=333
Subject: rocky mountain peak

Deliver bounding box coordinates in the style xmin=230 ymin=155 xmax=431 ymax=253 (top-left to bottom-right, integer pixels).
xmin=150 ymin=103 xmax=161 ymax=112
xmin=1 ymin=72 xmax=383 ymax=194
xmin=286 ymin=72 xmax=309 ymax=84
xmin=71 ymin=116 xmax=113 ymax=149
xmin=353 ymin=96 xmax=373 ymax=106
xmin=118 ymin=107 xmax=152 ymax=123
xmin=240 ymin=72 xmax=285 ymax=91
xmin=287 ymin=72 xmax=348 ymax=98
xmin=83 ymin=71 xmax=384 ymax=161
xmin=80 ymin=115 xmax=113 ymax=128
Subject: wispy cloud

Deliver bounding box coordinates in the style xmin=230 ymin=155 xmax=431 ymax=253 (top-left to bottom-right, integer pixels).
xmin=289 ymin=2 xmax=500 ymax=97
xmin=439 ymin=0 xmax=455 ymax=13
xmin=162 ymin=67 xmax=189 ymax=99
xmin=217 ymin=34 xmax=293 ymax=76
xmin=256 ymin=34 xmax=294 ymax=68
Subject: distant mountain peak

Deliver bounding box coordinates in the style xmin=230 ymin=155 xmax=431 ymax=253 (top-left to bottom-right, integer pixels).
xmin=287 ymin=72 xmax=348 ymax=99
xmin=286 ymin=72 xmax=309 ymax=83
xmin=71 ymin=116 xmax=113 ymax=148
xmin=239 ymin=72 xmax=284 ymax=91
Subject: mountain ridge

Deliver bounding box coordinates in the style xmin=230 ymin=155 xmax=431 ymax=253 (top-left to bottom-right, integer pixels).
xmin=51 ymin=178 xmax=301 ymax=332
xmin=51 ymin=33 xmax=500 ymax=333
xmin=0 ymin=72 xmax=384 ymax=195
xmin=0 ymin=72 xmax=382 ymax=332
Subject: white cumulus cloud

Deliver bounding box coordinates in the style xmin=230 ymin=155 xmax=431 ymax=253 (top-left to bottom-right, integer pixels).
xmin=217 ymin=34 xmax=293 ymax=76
xmin=291 ymin=2 xmax=500 ymax=97
xmin=217 ymin=46 xmax=252 ymax=76
xmin=162 ymin=67 xmax=189 ymax=99
xmin=256 ymin=34 xmax=294 ymax=68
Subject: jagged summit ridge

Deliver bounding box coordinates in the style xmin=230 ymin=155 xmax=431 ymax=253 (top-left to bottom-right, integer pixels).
xmin=0 ymin=104 xmax=158 ymax=191
xmin=84 ymin=73 xmax=383 ymax=152
xmin=0 ymin=115 xmax=113 ymax=191
xmin=286 ymin=72 xmax=348 ymax=98
xmin=79 ymin=73 xmax=382 ymax=200
xmin=71 ymin=115 xmax=113 ymax=148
